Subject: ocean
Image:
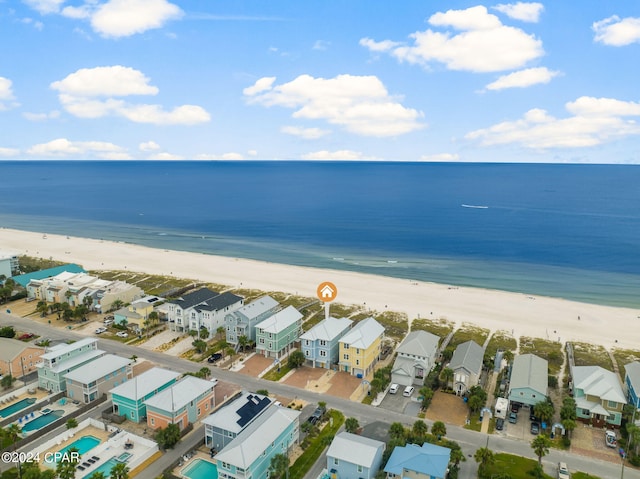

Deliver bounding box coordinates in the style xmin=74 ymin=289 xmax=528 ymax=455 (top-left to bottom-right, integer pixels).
xmin=1 ymin=161 xmax=639 ymax=308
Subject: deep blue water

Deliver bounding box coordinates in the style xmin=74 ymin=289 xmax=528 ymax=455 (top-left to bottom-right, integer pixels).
xmin=1 ymin=161 xmax=639 ymax=307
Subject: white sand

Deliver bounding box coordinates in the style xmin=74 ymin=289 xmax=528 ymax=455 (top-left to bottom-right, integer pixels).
xmin=1 ymin=227 xmax=638 ymax=350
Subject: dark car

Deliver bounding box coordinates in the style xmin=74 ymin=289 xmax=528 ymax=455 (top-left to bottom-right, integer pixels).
xmin=496 ymin=418 xmax=505 ymax=431
xmin=207 ymin=353 xmax=223 ymax=363
xmin=529 ymin=410 xmax=537 ymax=421
xmin=307 ymin=405 xmax=326 ymax=425
xmin=18 ymin=333 xmax=34 ymax=340
xmin=530 ymin=421 xmax=540 ymax=435
xmin=508 ymin=412 xmax=518 ymax=424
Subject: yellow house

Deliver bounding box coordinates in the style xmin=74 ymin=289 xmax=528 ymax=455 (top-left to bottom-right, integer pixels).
xmin=338 ymin=317 xmax=384 ymax=378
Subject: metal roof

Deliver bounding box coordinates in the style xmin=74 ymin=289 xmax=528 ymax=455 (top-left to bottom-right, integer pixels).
xmin=326 ymin=432 xmax=384 ymax=467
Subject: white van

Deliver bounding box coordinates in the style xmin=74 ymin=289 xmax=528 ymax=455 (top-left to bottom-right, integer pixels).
xmin=389 ymin=384 xmax=399 ymax=394
xmin=403 ymin=386 xmax=415 ymax=397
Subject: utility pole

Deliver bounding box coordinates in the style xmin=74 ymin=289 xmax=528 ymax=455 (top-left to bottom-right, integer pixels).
xmin=621 ymin=406 xmax=638 ymax=479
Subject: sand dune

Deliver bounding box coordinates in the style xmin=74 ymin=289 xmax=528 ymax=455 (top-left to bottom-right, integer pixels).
xmin=1 ymin=227 xmax=638 ymax=350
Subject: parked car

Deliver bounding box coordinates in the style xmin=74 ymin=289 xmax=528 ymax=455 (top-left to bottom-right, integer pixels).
xmin=495 ymin=418 xmax=505 ymax=431
xmin=403 ymin=385 xmax=415 ymax=397
xmin=18 ymin=333 xmax=35 ymax=340
xmin=207 ymin=353 xmax=223 ymax=363
xmin=95 ymin=327 xmax=107 ymax=334
xmin=605 ymin=430 xmax=617 ymax=448
xmin=508 ymin=412 xmax=518 ymax=424
xmin=389 ymin=383 xmax=399 ymax=394
xmin=116 ymin=331 xmax=128 ymax=338
xmin=511 ymin=403 xmax=520 ymax=413
xmin=307 ymin=405 xmax=326 ymax=425
xmin=530 ymin=421 xmax=540 ymax=435
xmin=103 ymin=318 xmax=114 ymax=325
xmin=529 ymin=409 xmax=537 ymax=421
xmin=557 ymin=462 xmax=570 ymax=479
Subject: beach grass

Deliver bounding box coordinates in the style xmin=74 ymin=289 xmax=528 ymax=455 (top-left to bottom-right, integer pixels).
xmin=410 ymin=317 xmax=455 ymax=341
xmin=369 ymin=310 xmax=409 ymax=342
xmin=449 ymin=323 xmax=490 ymax=350
xmin=89 ymin=269 xmax=203 ymax=296
xmin=19 ymin=255 xmax=66 ymax=272
xmin=612 ymin=348 xmax=640 ymax=378
xmin=572 ymin=342 xmax=614 ymax=370
xmin=519 ymin=336 xmax=564 ymax=374
xmin=485 ymin=329 xmax=517 ymax=360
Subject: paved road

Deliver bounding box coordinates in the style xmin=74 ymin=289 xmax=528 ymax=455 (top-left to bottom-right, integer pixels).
xmin=2 ymin=312 xmax=639 ymax=479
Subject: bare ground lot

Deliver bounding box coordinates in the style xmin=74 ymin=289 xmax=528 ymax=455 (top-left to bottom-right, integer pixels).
xmin=425 ymin=391 xmax=469 ymax=427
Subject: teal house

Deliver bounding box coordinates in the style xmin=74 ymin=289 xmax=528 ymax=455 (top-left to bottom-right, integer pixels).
xmin=508 ymin=353 xmax=548 ymax=408
xmin=37 ymin=338 xmax=105 ymax=393
xmin=215 ymin=406 xmax=300 ymax=479
xmin=109 ymin=367 xmax=180 ymax=422
xmin=255 ymin=306 xmax=302 ymax=359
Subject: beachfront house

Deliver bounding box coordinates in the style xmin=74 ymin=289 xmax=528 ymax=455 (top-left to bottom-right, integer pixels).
xmin=145 ymin=376 xmax=215 ymax=431
xmin=301 ymin=316 xmax=353 ymax=369
xmin=625 ymin=361 xmax=640 ymax=410
xmin=508 ymin=353 xmax=548 ymax=408
xmin=14 ymin=264 xmax=85 ymax=289
xmin=255 ymin=306 xmax=303 ymax=359
xmin=109 ymin=367 xmax=181 ymax=423
xmin=383 ymin=443 xmax=451 ymax=479
xmin=113 ymin=295 xmax=163 ymax=330
xmin=448 ymin=340 xmax=484 ymax=395
xmin=203 ymin=391 xmax=272 ymax=449
xmin=0 ymin=251 xmax=19 ymax=279
xmin=214 ymin=406 xmax=300 ymax=479
xmin=326 ymin=432 xmax=385 ymax=479
xmin=391 ymin=330 xmax=439 ymax=387
xmin=0 ymin=338 xmax=44 ymax=379
xmin=572 ymin=365 xmax=626 ymax=428
xmin=64 ymin=354 xmax=133 ymax=404
xmin=167 ymin=288 xmax=244 ymax=338
xmin=225 ymin=295 xmax=280 ymax=347
xmin=37 ymin=338 xmax=106 ymax=393
xmin=339 ymin=317 xmax=385 ymax=378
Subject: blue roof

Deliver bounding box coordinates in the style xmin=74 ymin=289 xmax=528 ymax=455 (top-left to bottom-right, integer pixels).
xmin=12 ymin=264 xmax=86 ymax=287
xmin=384 ymin=443 xmax=451 ymax=478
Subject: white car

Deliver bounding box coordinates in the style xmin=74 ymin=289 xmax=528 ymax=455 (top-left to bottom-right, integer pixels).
xmin=557 ymin=462 xmax=570 ymax=479
xmin=403 ymin=385 xmax=415 ymax=397
xmin=389 ymin=383 xmax=399 ymax=394
xmin=116 ymin=331 xmax=128 ymax=338
xmin=95 ymin=327 xmax=107 ymax=334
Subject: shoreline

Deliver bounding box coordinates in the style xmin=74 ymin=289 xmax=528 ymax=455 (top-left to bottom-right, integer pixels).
xmin=1 ymin=227 xmax=639 ymax=350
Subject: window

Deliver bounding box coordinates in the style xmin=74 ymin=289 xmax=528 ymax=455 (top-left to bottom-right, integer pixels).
xmin=356 ymin=360 xmax=360 ymax=365
xmin=334 ymin=458 xmax=339 ymax=465
xmin=305 ymin=350 xmax=310 ymax=356
xmin=343 ymin=354 xmax=349 ymax=360
xmin=306 ymin=340 xmax=310 ymax=346
xmin=259 ymin=338 xmax=265 ymax=344
xmin=582 ymin=408 xmax=590 ymax=415
xmin=320 ymin=340 xmax=327 ymax=346
xmin=357 ymin=465 xmax=363 ymax=473
xmin=608 ymin=400 xmax=618 ymax=408
xmin=344 ymin=344 xmax=349 ymax=349
xmin=151 ymin=417 xmax=155 ymax=425
xmin=320 ymin=351 xmax=327 ymax=357
xmin=356 ymin=348 xmax=360 ymax=354
xmin=198 ymin=408 xmax=201 ymax=415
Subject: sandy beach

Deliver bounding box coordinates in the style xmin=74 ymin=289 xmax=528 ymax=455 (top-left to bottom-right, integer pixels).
xmin=1 ymin=227 xmax=638 ymax=350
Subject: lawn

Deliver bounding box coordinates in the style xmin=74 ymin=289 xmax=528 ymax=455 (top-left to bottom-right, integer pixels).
xmin=572 ymin=473 xmax=602 ymax=479
xmin=449 ymin=323 xmax=491 ymax=350
xmin=519 ymin=337 xmax=564 ymax=374
xmin=263 ymin=363 xmax=293 ymax=381
xmin=481 ymin=453 xmax=554 ymax=479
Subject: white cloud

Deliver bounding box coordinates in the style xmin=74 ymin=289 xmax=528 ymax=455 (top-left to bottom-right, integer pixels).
xmin=493 ymin=2 xmax=544 ymax=23
xmin=139 ymin=141 xmax=161 ymax=152
xmin=302 ymin=150 xmax=375 ymax=160
xmin=281 ymin=126 xmax=330 ymax=139
xmin=244 ymin=74 xmax=424 ymax=137
xmin=0 ymin=77 xmax=18 ymax=110
xmin=91 ymin=0 xmax=183 ymax=38
xmin=27 ymin=138 xmax=132 ymax=159
xmin=22 ymin=110 xmax=61 ymax=121
xmin=466 ymin=96 xmax=640 ymax=148
xmin=312 ymin=40 xmax=330 ymax=51
xmin=51 ymin=65 xmax=210 ymax=125
xmin=247 ymin=150 xmax=258 ymax=156
xmin=23 ymin=0 xmax=65 ymax=14
xmin=361 ymin=5 xmax=543 ymax=72
xmin=0 ymin=147 xmax=20 ymax=157
xmin=147 ymin=151 xmax=184 ymax=160
xmin=593 ymin=15 xmax=640 ymax=46
xmin=485 ymin=67 xmax=559 ymax=90
xmin=420 ymin=153 xmax=460 ymax=161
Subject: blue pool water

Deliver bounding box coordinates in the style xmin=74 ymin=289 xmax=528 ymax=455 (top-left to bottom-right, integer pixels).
xmin=182 ymin=459 xmax=218 ymax=479
xmin=0 ymin=398 xmax=36 ymax=418
xmin=84 ymin=458 xmax=118 ymax=479
xmin=45 ymin=435 xmax=101 ymax=466
xmin=21 ymin=410 xmax=64 ymax=432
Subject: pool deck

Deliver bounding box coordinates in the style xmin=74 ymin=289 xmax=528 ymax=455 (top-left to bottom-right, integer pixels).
xmin=41 ymin=425 xmax=111 ymax=460
xmin=172 ymin=444 xmax=217 ymax=478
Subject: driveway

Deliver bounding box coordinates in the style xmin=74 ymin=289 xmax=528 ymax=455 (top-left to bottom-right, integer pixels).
xmin=236 ymin=353 xmax=274 ymax=377
xmin=283 ymin=366 xmax=327 ymax=390
xmin=378 ymin=387 xmax=418 ymax=414
xmin=326 ymin=372 xmax=362 ymax=399
xmin=571 ymin=425 xmax=623 ymax=464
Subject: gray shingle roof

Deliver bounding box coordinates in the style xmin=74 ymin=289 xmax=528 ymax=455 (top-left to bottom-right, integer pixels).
xmin=0 ymin=338 xmax=44 ymax=362
xmin=509 ymin=353 xmax=548 ymax=396
xmin=300 ymin=316 xmax=353 ymax=342
xmin=449 ymin=340 xmax=483 ymax=375
xmin=396 ymin=330 xmax=439 ymax=358
xmin=340 ymin=317 xmax=384 ymax=349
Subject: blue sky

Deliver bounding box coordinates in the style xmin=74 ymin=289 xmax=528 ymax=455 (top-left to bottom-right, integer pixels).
xmin=1 ymin=0 xmax=639 ymax=162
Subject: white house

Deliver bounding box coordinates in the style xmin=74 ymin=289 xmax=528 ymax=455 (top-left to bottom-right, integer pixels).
xmin=391 ymin=330 xmax=440 ymax=387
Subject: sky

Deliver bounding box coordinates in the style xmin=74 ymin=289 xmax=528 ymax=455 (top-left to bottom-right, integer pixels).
xmin=1 ymin=1 xmax=639 ymax=163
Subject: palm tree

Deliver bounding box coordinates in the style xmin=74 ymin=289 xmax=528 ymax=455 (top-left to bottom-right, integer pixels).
xmin=531 ymin=435 xmax=551 ymax=466
xmin=109 ymin=461 xmax=129 ymax=479
xmin=56 ymin=447 xmax=79 ymax=479
xmin=474 ymin=446 xmax=495 ymax=475
xmin=111 ymin=299 xmax=124 ymax=311
xmin=36 ymin=300 xmax=48 ymax=317
xmin=389 ymin=422 xmax=406 ymax=441
xmin=441 ymin=367 xmax=454 ymax=389
xmin=90 ymin=472 xmax=106 ymax=479
xmin=431 ymin=421 xmax=447 ymax=439
xmin=6 ymin=423 xmax=22 ymax=450
xmin=238 ymin=335 xmax=249 ymax=352
xmin=533 ymin=400 xmax=554 ymax=426
xmin=345 ymin=417 xmax=360 ymax=434
xmin=412 ymin=420 xmax=428 ymax=439
xmin=268 ymin=453 xmax=289 ymax=479
xmin=217 ymin=326 xmax=225 ymax=341
xmin=502 ymin=350 xmax=514 ymax=364
xmin=561 ymin=418 xmax=576 ymax=439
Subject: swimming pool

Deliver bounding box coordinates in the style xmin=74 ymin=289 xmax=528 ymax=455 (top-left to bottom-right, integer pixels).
xmin=84 ymin=457 xmax=118 ymax=479
xmin=45 ymin=435 xmax=101 ymax=465
xmin=181 ymin=458 xmax=218 ymax=479
xmin=21 ymin=409 xmax=64 ymax=432
xmin=0 ymin=398 xmax=36 ymax=417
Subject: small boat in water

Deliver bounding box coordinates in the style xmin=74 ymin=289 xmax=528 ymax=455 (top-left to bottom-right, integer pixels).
xmin=461 ymin=204 xmax=488 ymax=209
